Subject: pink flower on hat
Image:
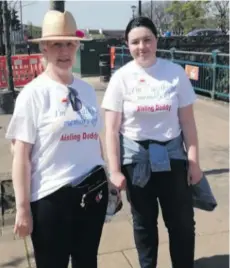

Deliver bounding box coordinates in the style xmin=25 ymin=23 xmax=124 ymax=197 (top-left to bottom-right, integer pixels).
xmin=76 ymin=30 xmax=85 ymax=38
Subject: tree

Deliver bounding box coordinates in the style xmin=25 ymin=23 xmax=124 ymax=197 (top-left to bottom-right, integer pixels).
xmin=166 ymin=1 xmax=186 ymax=34
xmin=0 ymin=4 xmax=21 ymax=55
xmin=166 ymin=1 xmax=209 ymax=34
xmin=0 ymin=2 xmax=4 ymax=55
xmin=181 ymin=1 xmax=208 ymax=33
xmin=10 ymin=8 xmax=21 ymax=31
xmin=2 ymin=0 xmax=15 ymax=96
xmin=210 ymin=1 xmax=229 ymax=33
xmin=142 ymin=1 xmax=172 ymax=34
xmin=50 ymin=0 xmax=65 ymax=12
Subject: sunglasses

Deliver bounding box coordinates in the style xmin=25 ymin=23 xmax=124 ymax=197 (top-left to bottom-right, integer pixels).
xmin=68 ymin=86 xmax=82 ymax=112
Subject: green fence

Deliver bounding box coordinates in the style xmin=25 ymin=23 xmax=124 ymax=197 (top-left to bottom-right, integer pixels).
xmin=112 ymin=46 xmax=229 ymax=101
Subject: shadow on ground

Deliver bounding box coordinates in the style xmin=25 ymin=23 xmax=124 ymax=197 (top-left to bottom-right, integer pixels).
xmin=195 ymin=254 xmax=229 ymax=268
xmin=0 ymin=179 xmax=15 ymax=211
xmin=204 ymin=168 xmax=229 ymax=176
xmin=2 ymin=254 xmax=229 ymax=268
xmin=1 ymin=253 xmax=34 ymax=267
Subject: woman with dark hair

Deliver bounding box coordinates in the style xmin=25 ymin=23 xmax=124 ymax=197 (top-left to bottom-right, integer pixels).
xmin=102 ymin=16 xmax=202 ymax=268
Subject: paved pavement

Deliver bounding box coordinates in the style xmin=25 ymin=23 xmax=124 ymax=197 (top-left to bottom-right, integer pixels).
xmin=0 ymin=77 xmax=229 ymax=268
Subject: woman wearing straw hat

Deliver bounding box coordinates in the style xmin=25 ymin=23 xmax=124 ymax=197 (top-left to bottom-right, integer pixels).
xmin=6 ymin=10 xmax=109 ymax=268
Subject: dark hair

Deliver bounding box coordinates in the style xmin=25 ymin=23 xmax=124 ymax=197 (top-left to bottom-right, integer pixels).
xmin=125 ymin=16 xmax=158 ymax=41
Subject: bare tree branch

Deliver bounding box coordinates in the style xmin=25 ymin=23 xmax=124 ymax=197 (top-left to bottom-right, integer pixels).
xmin=142 ymin=1 xmax=172 ymax=34
xmin=209 ymin=1 xmax=229 ymax=33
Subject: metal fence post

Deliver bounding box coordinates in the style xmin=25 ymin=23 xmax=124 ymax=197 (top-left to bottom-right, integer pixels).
xmin=170 ymin=47 xmax=176 ymax=62
xmin=211 ymin=50 xmax=218 ymax=100
xmin=121 ymin=45 xmax=125 ymax=66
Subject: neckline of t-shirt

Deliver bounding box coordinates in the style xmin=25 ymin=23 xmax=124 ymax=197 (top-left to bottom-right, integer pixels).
xmin=133 ymin=58 xmax=160 ymax=73
xmin=41 ymin=72 xmax=77 ymax=89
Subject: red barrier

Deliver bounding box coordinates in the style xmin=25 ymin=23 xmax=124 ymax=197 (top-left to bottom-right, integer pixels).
xmin=0 ymin=56 xmax=7 ymax=88
xmin=0 ymin=54 xmax=44 ymax=89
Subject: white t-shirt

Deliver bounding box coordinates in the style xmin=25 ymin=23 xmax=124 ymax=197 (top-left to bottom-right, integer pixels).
xmin=101 ymin=58 xmax=196 ymax=141
xmin=5 ymin=73 xmax=104 ymax=202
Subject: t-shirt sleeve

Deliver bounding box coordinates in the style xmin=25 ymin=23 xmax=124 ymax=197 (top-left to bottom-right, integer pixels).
xmin=5 ymin=88 xmax=39 ymax=144
xmin=101 ymin=72 xmax=123 ymax=112
xmin=177 ymin=65 xmax=197 ymax=108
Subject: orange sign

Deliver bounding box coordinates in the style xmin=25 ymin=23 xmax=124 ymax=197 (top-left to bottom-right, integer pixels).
xmin=110 ymin=47 xmax=116 ymax=69
xmin=185 ymin=65 xmax=199 ymax=81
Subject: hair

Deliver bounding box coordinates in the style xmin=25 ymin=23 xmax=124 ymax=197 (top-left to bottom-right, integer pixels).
xmin=39 ymin=41 xmax=48 ymax=68
xmin=125 ymin=16 xmax=158 ymax=41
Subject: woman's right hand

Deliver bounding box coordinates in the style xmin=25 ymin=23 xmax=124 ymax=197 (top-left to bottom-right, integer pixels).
xmin=110 ymin=171 xmax=126 ymax=190
xmin=14 ymin=208 xmax=33 ymax=238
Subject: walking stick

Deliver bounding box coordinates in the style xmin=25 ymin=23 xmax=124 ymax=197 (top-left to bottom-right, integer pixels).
xmin=23 ymin=237 xmax=32 ymax=268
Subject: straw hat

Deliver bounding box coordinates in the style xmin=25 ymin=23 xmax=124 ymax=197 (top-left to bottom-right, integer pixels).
xmin=29 ymin=10 xmax=91 ymax=42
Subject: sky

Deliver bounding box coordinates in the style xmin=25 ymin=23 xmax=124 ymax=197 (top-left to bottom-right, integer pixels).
xmin=13 ymin=0 xmax=141 ymax=30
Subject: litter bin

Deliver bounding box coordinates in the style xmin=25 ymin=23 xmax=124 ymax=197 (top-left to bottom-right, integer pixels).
xmin=99 ymin=54 xmax=111 ymax=82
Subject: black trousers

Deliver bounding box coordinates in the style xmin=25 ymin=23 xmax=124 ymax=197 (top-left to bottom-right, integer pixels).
xmin=122 ymin=160 xmax=195 ymax=268
xmin=30 ymin=167 xmax=108 ymax=268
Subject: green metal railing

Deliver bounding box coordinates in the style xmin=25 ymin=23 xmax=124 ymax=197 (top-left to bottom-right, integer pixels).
xmin=112 ymin=46 xmax=229 ymax=101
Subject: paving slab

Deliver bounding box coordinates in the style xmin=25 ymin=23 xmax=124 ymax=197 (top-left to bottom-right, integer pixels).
xmin=98 ymin=252 xmax=132 ymax=268
xmin=0 ymin=238 xmax=35 ymax=268
xmin=123 ymin=232 xmax=229 ymax=268
xmin=98 ymin=221 xmax=135 ymax=254
xmin=194 ymin=207 xmax=229 ymax=236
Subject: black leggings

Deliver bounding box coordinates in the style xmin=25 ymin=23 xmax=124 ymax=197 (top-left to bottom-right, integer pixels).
xmin=30 ymin=168 xmax=108 ymax=268
xmin=122 ymin=160 xmax=195 ymax=268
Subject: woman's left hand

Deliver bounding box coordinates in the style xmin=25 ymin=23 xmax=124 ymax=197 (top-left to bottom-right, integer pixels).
xmin=188 ymin=163 xmax=203 ymax=185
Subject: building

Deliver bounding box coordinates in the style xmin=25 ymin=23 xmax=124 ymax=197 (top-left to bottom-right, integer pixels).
xmin=1 ymin=23 xmax=42 ymax=54
xmin=3 ymin=24 xmax=41 ymax=45
xmin=83 ymin=28 xmax=125 ymax=39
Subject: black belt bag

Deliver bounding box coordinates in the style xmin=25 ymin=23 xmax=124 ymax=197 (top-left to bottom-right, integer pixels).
xmin=66 ymin=166 xmax=108 ymax=208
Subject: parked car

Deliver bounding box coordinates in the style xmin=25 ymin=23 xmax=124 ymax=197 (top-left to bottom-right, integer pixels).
xmin=186 ymin=29 xmax=223 ymax=36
